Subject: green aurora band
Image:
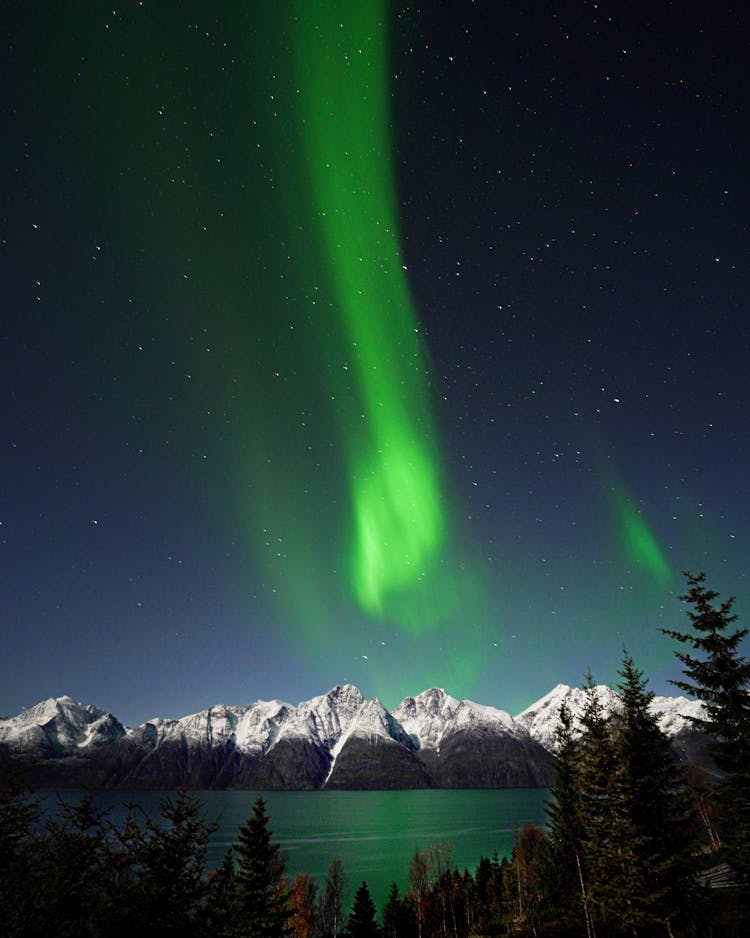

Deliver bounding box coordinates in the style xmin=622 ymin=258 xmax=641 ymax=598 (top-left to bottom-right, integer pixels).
xmin=56 ymin=2 xmax=698 ymax=707
xmin=609 ymin=480 xmax=672 ymax=589
xmin=291 ymin=1 xmax=449 ymax=627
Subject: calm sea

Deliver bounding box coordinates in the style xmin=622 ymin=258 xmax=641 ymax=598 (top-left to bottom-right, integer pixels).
xmin=41 ymin=788 xmax=550 ymax=910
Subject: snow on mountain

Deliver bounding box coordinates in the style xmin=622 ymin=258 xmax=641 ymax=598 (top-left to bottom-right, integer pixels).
xmin=514 ymin=683 xmax=618 ymax=751
xmin=453 ymin=698 xmax=520 ymax=735
xmin=122 ymin=684 xmax=379 ymax=760
xmin=346 ymin=696 xmax=413 ymax=747
xmin=0 ymin=695 xmax=125 ymax=754
xmin=515 ymin=683 xmax=706 ymax=751
xmin=394 ymin=688 xmax=461 ymax=750
xmin=393 ymin=688 xmax=521 ymax=752
xmin=272 ymin=684 xmax=365 ymax=752
xmin=649 ymin=694 xmax=706 ymax=736
xmin=323 ymin=696 xmax=412 ymax=786
xmin=235 ymin=700 xmax=293 ymax=753
xmin=0 ymin=682 xmax=706 ymax=768
xmin=140 ymin=698 xmax=294 ymax=754
xmin=146 ymin=705 xmax=236 ymax=748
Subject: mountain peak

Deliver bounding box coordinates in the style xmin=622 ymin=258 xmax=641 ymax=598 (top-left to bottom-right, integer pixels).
xmin=514 ymin=682 xmax=698 ymax=752
xmin=324 ymin=683 xmax=365 ymax=704
xmin=393 ymin=688 xmax=460 ymax=750
xmin=0 ymin=682 xmax=706 ymax=790
xmin=24 ymin=695 xmax=94 ymax=725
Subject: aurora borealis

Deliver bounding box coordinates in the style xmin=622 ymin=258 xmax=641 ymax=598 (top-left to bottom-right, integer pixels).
xmin=292 ymin=1 xmax=450 ymax=625
xmin=3 ymin=2 xmax=750 ymax=725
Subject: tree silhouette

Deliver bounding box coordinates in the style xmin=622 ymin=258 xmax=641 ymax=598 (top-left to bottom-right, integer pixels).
xmin=542 ymin=702 xmax=594 ymax=937
xmin=662 ymin=572 xmax=750 ymax=882
xmin=615 ymin=650 xmax=701 ymax=933
xmin=347 ymin=881 xmax=380 ymax=938
xmin=318 ymin=857 xmax=345 ymax=938
xmin=230 ymin=796 xmax=289 ymax=938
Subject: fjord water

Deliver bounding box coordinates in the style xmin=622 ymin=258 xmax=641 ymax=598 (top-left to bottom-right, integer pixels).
xmin=45 ymin=789 xmax=549 ymax=909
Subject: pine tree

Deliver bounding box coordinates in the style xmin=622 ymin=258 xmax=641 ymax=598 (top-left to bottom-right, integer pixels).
xmin=104 ymin=796 xmax=148 ymax=933
xmin=542 ymin=702 xmax=594 ymax=937
xmin=131 ymin=788 xmax=217 ymax=937
xmin=577 ymin=671 xmax=632 ymax=933
xmin=615 ymin=650 xmax=702 ymax=935
xmin=38 ymin=791 xmax=117 ymax=938
xmin=347 ymin=881 xmax=380 ymax=938
xmin=381 ymin=883 xmax=413 ymax=938
xmin=473 ymin=854 xmax=504 ymax=934
xmin=205 ymin=849 xmax=237 ymax=935
xmin=231 ymin=796 xmax=290 ymax=938
xmin=0 ymin=779 xmax=43 ymax=938
xmin=661 ymin=572 xmax=750 ymax=882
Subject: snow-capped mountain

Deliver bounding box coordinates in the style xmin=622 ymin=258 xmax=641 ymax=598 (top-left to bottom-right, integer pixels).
xmin=0 ymin=682 xmax=707 ymax=790
xmin=394 ymin=688 xmax=519 ymax=752
xmin=649 ymin=693 xmax=706 ymax=736
xmin=394 ymin=687 xmax=463 ymax=750
xmin=515 ymin=683 xmax=620 ymax=752
xmin=0 ymin=695 xmax=126 ymax=756
xmin=515 ymin=683 xmax=706 ymax=753
xmin=273 ymin=684 xmax=366 ymax=751
xmin=141 ymin=698 xmax=294 ymax=755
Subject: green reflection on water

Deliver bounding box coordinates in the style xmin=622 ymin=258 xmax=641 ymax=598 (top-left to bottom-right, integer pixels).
xmin=43 ymin=788 xmax=550 ymax=911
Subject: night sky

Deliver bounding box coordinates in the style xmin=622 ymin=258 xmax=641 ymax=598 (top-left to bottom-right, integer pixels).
xmin=3 ymin=1 xmax=749 ymax=727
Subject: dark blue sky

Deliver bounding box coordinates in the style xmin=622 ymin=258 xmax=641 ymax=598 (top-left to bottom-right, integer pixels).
xmin=3 ymin=1 xmax=749 ymax=726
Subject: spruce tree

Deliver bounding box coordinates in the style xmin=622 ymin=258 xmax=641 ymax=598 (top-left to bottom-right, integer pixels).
xmin=661 ymin=572 xmax=750 ymax=882
xmin=381 ymin=883 xmax=413 ymax=938
xmin=38 ymin=791 xmax=116 ymax=938
xmin=131 ymin=788 xmax=217 ymax=937
xmin=205 ymin=849 xmax=237 ymax=935
xmin=231 ymin=796 xmax=290 ymax=938
xmin=542 ymin=702 xmax=594 ymax=937
xmin=347 ymin=881 xmax=380 ymax=938
xmin=0 ymin=779 xmax=43 ymax=938
xmin=577 ymin=672 xmax=630 ymax=933
xmin=615 ymin=650 xmax=702 ymax=934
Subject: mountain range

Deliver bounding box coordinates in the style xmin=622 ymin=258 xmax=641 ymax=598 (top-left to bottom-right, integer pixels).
xmin=0 ymin=683 xmax=710 ymax=790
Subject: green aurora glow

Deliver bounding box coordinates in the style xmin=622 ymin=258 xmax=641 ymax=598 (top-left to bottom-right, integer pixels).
xmin=223 ymin=3 xmax=679 ymax=695
xmin=291 ymin=1 xmax=452 ymax=629
xmin=37 ymin=1 xmax=714 ymax=711
xmin=608 ymin=479 xmax=673 ymax=590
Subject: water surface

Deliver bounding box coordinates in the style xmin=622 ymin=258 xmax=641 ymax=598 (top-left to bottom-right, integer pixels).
xmin=44 ymin=788 xmax=550 ymax=910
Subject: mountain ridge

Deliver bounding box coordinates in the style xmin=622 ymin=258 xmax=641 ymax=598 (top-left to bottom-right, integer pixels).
xmin=0 ymin=683 xmax=708 ymax=790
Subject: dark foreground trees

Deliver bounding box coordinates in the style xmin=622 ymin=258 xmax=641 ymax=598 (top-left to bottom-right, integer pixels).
xmin=347 ymin=881 xmax=380 ymax=938
xmin=0 ymin=776 xmax=44 ymax=937
xmin=542 ymin=702 xmax=592 ymax=935
xmin=537 ymin=572 xmax=749 ymax=935
xmin=661 ymin=572 xmax=750 ymax=885
xmin=231 ymin=795 xmax=290 ymax=938
xmin=0 ymin=786 xmax=219 ymax=938
xmin=0 ymin=789 xmax=295 ymax=938
xmin=540 ymin=656 xmax=702 ymax=937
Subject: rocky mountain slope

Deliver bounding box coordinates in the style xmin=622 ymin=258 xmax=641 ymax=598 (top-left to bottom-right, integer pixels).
xmin=0 ymin=682 xmax=707 ymax=790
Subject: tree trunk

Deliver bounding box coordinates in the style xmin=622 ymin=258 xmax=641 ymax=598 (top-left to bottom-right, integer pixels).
xmin=575 ymin=848 xmax=595 ymax=938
